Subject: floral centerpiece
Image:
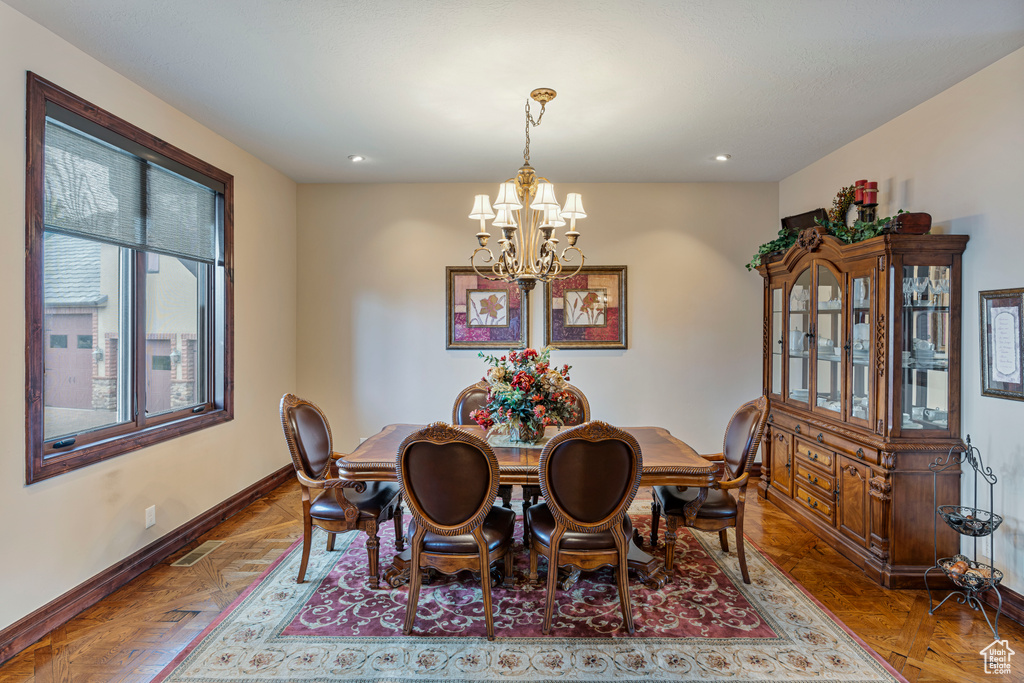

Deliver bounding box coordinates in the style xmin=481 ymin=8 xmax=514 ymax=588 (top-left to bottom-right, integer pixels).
xmin=469 ymin=347 xmax=579 ymax=444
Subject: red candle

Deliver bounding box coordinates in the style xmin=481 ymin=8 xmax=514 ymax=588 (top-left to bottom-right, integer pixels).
xmin=863 ymin=181 xmax=878 ymax=206
xmin=854 ymin=179 xmax=867 ymax=204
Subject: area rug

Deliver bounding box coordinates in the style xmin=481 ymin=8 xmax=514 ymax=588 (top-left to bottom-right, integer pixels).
xmin=155 ymin=516 xmax=905 ymax=682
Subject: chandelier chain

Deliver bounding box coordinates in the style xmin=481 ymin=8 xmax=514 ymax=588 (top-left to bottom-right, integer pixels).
xmin=523 ymin=98 xmax=546 ymax=165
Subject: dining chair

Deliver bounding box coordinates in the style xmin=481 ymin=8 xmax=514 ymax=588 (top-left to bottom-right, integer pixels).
xmin=526 ymin=421 xmax=643 ymax=635
xmin=396 ymin=422 xmax=516 ymax=640
xmin=279 ymin=393 xmax=404 ymax=588
xmin=650 ymin=396 xmax=768 ymax=584
xmin=453 ymin=380 xmax=591 ymax=543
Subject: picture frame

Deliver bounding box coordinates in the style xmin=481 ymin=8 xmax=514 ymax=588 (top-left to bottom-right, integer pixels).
xmin=979 ymin=288 xmax=1024 ymax=401
xmin=446 ymin=266 xmax=528 ymax=349
xmin=544 ymin=265 xmax=627 ymax=349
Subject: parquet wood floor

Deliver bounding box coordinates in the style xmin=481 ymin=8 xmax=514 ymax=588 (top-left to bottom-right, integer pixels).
xmin=1 ymin=480 xmax=1020 ymax=682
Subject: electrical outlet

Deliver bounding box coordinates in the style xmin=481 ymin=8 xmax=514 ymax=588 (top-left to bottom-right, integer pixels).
xmin=145 ymin=505 xmax=156 ymax=529
xmin=979 ymin=534 xmax=992 ymax=564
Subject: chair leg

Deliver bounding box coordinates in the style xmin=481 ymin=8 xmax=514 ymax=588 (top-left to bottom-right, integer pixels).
xmin=503 ymin=549 xmax=514 ymax=589
xmin=664 ymin=515 xmax=678 ymax=573
xmin=297 ymin=515 xmax=313 ymax=583
xmin=650 ymin=493 xmax=661 ymax=547
xmin=542 ymin=545 xmax=559 ymax=634
xmin=365 ymin=520 xmax=381 ymax=589
xmin=522 ymin=497 xmax=532 ymax=546
xmin=528 ymin=543 xmax=539 ymax=586
xmin=403 ymin=542 xmax=423 ymax=636
xmin=719 ymin=529 xmax=729 ymax=552
xmin=326 ymin=532 xmax=336 ymax=552
xmin=476 ymin=534 xmax=496 ymax=640
xmin=615 ymin=535 xmax=635 ymax=635
xmin=393 ymin=501 xmax=405 ymax=552
xmin=736 ymin=500 xmax=750 ymax=584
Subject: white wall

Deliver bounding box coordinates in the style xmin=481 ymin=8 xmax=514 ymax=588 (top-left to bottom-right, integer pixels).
xmin=780 ymin=47 xmax=1024 ymax=593
xmin=296 ymin=182 xmax=777 ymax=456
xmin=0 ymin=3 xmax=298 ymax=631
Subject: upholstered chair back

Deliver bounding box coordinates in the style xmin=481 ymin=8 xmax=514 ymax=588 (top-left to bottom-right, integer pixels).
xmin=280 ymin=394 xmax=333 ymax=480
xmin=538 ymin=421 xmax=642 ymax=532
xmin=397 ymin=423 xmax=500 ymax=535
xmin=722 ymin=396 xmax=769 ymax=481
xmin=452 ymin=382 xmax=489 ymax=425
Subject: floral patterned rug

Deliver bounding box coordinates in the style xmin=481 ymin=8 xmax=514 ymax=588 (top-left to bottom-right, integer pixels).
xmin=155 ymin=516 xmax=905 ymax=682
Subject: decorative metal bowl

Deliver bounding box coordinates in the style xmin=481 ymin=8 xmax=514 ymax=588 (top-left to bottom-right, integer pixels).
xmin=938 ymin=555 xmax=1003 ymax=591
xmin=937 ymin=505 xmax=1002 ymax=537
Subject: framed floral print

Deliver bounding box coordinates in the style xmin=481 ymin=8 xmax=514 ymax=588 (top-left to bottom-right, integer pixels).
xmin=544 ymin=266 xmax=627 ymax=349
xmin=446 ymin=266 xmax=528 ymax=349
xmin=980 ymin=288 xmax=1024 ymax=401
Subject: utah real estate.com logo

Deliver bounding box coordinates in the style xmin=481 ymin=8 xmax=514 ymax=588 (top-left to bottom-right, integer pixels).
xmin=981 ymin=639 xmax=1015 ymax=675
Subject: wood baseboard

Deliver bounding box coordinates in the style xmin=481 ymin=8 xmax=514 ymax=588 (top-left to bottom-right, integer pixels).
xmin=981 ymin=583 xmax=1024 ymax=630
xmin=0 ymin=464 xmax=292 ymax=665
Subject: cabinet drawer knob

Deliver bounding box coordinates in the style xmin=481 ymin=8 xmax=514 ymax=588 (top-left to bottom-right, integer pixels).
xmin=768 ymin=413 xmax=774 ymax=423
xmin=816 ymin=433 xmax=824 ymax=443
xmin=807 ymin=497 xmax=818 ymax=509
xmin=809 ymin=452 xmax=818 ymax=461
xmin=856 ymin=448 xmax=865 ymax=460
xmin=795 ymin=425 xmax=802 ymax=434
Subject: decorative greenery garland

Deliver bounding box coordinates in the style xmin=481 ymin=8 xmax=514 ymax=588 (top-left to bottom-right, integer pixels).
xmin=746 ymin=185 xmax=904 ymax=271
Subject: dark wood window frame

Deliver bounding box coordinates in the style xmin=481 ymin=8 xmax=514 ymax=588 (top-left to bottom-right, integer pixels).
xmin=25 ymin=73 xmax=234 ymax=484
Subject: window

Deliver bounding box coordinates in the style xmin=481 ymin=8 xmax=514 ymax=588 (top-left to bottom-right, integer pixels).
xmin=25 ymin=73 xmax=233 ymax=483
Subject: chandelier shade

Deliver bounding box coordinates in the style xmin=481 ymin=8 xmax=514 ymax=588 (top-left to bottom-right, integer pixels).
xmin=493 ymin=182 xmax=522 ymax=210
xmin=468 ymin=88 xmax=586 ymax=291
xmin=468 ymin=194 xmax=495 ymax=220
xmin=530 ymin=182 xmax=560 ymax=212
xmin=560 ymin=192 xmax=587 ymax=219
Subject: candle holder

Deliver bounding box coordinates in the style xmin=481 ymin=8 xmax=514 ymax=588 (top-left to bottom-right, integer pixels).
xmin=859 ymin=181 xmax=878 ymax=222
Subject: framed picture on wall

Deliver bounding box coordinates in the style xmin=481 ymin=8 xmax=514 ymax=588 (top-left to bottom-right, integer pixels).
xmin=544 ymin=266 xmax=627 ymax=349
xmin=446 ymin=266 xmax=528 ymax=349
xmin=980 ymin=288 xmax=1024 ymax=401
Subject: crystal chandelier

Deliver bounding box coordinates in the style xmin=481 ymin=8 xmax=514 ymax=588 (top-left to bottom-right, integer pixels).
xmin=469 ymin=88 xmax=586 ymax=291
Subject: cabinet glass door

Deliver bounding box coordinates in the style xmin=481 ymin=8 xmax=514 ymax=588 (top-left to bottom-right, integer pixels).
xmin=787 ymin=269 xmax=811 ymax=405
xmin=901 ymin=265 xmax=950 ymax=430
xmin=849 ymin=275 xmax=872 ymax=424
xmin=771 ymin=286 xmax=783 ymax=395
xmin=815 ymin=265 xmax=842 ymax=413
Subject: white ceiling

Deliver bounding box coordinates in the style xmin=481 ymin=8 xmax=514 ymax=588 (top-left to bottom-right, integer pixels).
xmin=7 ymin=0 xmax=1024 ymax=183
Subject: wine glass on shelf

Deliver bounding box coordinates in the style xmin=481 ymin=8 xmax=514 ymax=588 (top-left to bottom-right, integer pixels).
xmin=902 ymin=278 xmax=914 ymax=306
xmin=912 ymin=277 xmax=930 ymax=305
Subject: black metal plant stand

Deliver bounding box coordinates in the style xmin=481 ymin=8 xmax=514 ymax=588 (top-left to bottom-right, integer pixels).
xmin=925 ymin=435 xmax=1003 ymax=639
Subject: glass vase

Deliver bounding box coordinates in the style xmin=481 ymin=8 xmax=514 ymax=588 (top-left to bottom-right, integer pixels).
xmin=508 ymin=418 xmax=545 ymax=444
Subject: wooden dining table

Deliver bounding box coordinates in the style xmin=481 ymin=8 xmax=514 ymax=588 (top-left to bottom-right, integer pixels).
xmin=335 ymin=423 xmax=718 ymax=589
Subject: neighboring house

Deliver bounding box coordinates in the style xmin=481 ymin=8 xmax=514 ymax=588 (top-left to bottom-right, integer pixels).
xmin=43 ymin=232 xmax=199 ymax=438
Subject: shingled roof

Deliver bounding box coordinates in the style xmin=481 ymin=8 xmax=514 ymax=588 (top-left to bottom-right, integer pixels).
xmin=43 ymin=232 xmax=108 ymax=307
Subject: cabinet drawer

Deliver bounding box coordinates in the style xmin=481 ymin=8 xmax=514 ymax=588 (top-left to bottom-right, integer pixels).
xmin=769 ymin=412 xmax=809 ymax=437
xmin=795 ymin=439 xmax=834 ymax=472
xmin=818 ymin=431 xmax=879 ymax=465
xmin=795 ymin=461 xmax=835 ymax=496
xmin=796 ymin=485 xmax=835 ymax=524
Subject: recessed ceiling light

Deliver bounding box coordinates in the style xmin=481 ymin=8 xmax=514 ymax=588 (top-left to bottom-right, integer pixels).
xmin=715 ymin=154 xmax=731 ymax=161
xmin=348 ymin=155 xmax=365 ymax=162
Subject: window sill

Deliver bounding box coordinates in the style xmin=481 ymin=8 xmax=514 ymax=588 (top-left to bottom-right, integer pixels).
xmin=28 ymin=408 xmax=232 ymax=484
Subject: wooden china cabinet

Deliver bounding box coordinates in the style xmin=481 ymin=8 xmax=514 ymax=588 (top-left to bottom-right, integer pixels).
xmin=757 ymin=226 xmax=969 ymax=588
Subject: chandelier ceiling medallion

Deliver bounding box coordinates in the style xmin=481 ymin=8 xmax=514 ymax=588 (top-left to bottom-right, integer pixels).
xmin=469 ymin=88 xmax=586 ymax=292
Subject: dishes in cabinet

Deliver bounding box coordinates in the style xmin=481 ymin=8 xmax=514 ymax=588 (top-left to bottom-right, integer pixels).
xmin=789 ymin=388 xmax=809 ymax=401
xmin=816 ymin=397 xmax=840 ymax=411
